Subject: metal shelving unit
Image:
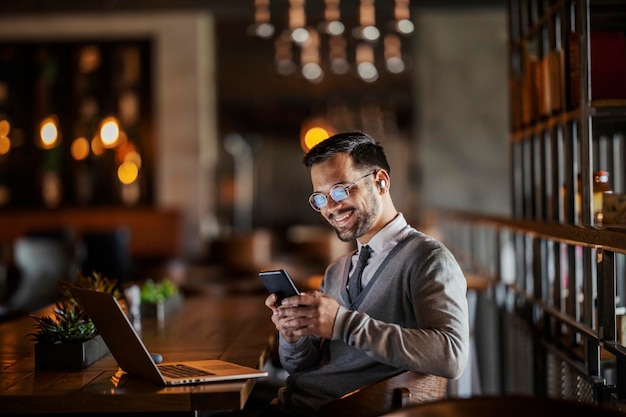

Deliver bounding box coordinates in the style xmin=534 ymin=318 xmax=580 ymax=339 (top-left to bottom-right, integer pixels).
xmin=435 ymin=0 xmax=626 ymax=410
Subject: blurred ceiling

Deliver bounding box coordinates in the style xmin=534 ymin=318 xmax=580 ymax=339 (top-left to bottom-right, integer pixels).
xmin=0 ymin=1 xmax=506 ymax=16
xmin=0 ymin=0 xmax=506 ymax=135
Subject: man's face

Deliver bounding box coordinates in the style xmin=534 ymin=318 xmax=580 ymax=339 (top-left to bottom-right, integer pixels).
xmin=310 ymin=153 xmax=380 ymax=242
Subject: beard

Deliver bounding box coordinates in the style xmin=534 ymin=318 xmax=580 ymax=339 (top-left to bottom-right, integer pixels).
xmin=333 ymin=189 xmax=380 ymax=242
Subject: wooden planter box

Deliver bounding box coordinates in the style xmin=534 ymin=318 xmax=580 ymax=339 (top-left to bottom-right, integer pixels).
xmin=34 ymin=335 xmax=109 ymax=370
xmin=140 ymin=293 xmax=183 ymax=320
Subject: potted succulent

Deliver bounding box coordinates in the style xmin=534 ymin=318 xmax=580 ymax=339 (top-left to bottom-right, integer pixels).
xmin=29 ymin=271 xmax=123 ymax=370
xmin=139 ymin=278 xmax=182 ymax=319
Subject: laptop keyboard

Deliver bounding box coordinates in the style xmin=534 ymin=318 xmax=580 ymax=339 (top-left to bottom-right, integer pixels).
xmin=158 ymin=364 xmax=214 ymax=378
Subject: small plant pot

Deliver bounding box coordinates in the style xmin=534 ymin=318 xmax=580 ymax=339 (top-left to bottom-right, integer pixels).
xmin=140 ymin=292 xmax=183 ymax=320
xmin=34 ymin=335 xmax=109 ymax=370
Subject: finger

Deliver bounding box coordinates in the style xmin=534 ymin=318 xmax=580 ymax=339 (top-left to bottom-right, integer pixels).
xmin=277 ymin=304 xmax=310 ymax=319
xmin=282 ymin=316 xmax=312 ymax=330
xmin=265 ymin=293 xmax=278 ymax=308
xmin=290 ymin=324 xmax=315 ymax=337
xmin=279 ymin=295 xmax=302 ymax=307
xmin=282 ymin=291 xmax=317 ymax=307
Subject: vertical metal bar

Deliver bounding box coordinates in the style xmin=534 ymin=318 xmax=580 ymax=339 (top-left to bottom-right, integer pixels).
xmin=557 ymin=126 xmax=566 ymax=222
xmin=586 ymin=337 xmax=600 ymax=378
xmin=553 ymin=241 xmax=563 ymax=339
xmin=546 ymin=128 xmax=561 ymax=222
xmin=597 ymin=248 xmax=616 ymax=342
xmin=578 ymin=0 xmax=593 ymax=226
xmin=533 ymin=236 xmax=544 ymax=303
xmin=617 ymin=350 xmax=626 ymax=400
xmin=582 ymin=246 xmax=595 ymax=329
xmin=495 ymin=228 xmax=502 ymax=286
xmin=512 ymin=141 xmax=524 ymax=217
xmin=612 ymin=133 xmax=623 ymax=193
xmin=526 ymin=138 xmax=534 ymax=219
xmin=568 ymin=244 xmax=579 ymax=345
xmin=518 ymin=233 xmax=527 ymax=294
xmin=605 ymin=136 xmax=614 ymax=194
xmin=564 ymin=122 xmax=576 ymax=223
xmin=539 ymin=131 xmax=548 ymax=220
xmin=532 ymin=135 xmax=539 ymax=220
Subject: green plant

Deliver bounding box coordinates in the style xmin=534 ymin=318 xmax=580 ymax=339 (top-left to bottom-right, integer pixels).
xmin=29 ymin=300 xmax=96 ymax=344
xmin=29 ymin=271 xmax=122 ymax=344
xmin=60 ymin=271 xmax=123 ymax=301
xmin=140 ymin=278 xmax=178 ymax=304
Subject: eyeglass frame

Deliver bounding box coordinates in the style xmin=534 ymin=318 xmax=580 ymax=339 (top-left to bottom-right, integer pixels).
xmin=308 ymin=170 xmax=378 ymax=212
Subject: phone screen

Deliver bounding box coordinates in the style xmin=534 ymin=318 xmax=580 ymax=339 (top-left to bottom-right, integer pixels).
xmin=259 ymin=269 xmax=300 ymax=304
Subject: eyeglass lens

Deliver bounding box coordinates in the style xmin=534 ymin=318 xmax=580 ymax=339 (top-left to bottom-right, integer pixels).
xmin=308 ymin=171 xmax=376 ymax=211
xmin=310 ymin=185 xmax=349 ymax=210
xmin=312 ymin=194 xmax=328 ymax=209
xmin=329 ymin=186 xmax=349 ymax=202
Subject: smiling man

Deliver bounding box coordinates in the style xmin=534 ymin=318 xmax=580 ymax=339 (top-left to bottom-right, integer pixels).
xmin=264 ymin=131 xmax=470 ymax=416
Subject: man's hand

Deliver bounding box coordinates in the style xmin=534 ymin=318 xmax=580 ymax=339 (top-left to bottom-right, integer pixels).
xmin=264 ymin=291 xmax=340 ymax=342
xmin=265 ymin=293 xmax=301 ymax=343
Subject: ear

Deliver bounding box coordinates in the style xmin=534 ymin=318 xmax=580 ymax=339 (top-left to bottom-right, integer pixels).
xmin=375 ymin=170 xmax=390 ymax=192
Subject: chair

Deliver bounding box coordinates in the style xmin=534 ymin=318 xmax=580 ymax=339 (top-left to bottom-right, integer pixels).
xmin=9 ymin=235 xmax=77 ymax=312
xmin=318 ymin=371 xmax=448 ymax=417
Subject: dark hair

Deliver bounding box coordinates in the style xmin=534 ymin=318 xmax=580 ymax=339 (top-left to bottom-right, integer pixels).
xmin=302 ymin=131 xmax=391 ymax=174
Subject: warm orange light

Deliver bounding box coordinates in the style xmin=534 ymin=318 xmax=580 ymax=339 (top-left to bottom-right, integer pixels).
xmin=0 ymin=119 xmax=9 ymax=137
xmin=0 ymin=136 xmax=10 ymax=155
xmin=116 ymin=130 xmax=128 ymax=147
xmin=0 ymin=119 xmax=10 ymax=155
xmin=118 ymin=161 xmax=139 ymax=185
xmin=124 ymin=151 xmax=142 ymax=170
xmin=71 ymin=137 xmax=90 ymax=160
xmin=42 ymin=171 xmax=62 ymax=208
xmin=79 ymin=45 xmax=101 ymax=74
xmin=304 ymin=127 xmax=331 ymax=151
xmin=300 ymin=118 xmax=335 ymax=152
xmin=39 ymin=116 xmax=59 ymax=149
xmin=100 ymin=117 xmax=120 ymax=148
xmin=91 ymin=135 xmax=105 ymax=156
xmin=115 ymin=141 xmax=136 ymax=165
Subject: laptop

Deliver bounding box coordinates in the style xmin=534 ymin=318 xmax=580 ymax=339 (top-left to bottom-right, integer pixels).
xmin=71 ymin=286 xmax=268 ymax=386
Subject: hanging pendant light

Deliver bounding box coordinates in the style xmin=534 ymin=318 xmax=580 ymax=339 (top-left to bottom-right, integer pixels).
xmin=248 ymin=0 xmax=275 ymax=38
xmin=256 ymin=0 xmax=413 ymax=83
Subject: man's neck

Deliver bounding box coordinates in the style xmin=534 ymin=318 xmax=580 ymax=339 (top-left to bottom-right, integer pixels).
xmin=358 ymin=210 xmax=399 ymax=244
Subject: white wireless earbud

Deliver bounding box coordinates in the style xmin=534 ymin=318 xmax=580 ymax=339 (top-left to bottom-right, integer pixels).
xmin=380 ymin=180 xmax=386 ymax=189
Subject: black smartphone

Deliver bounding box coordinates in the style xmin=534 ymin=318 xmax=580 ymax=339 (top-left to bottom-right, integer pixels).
xmin=259 ymin=269 xmax=300 ymax=304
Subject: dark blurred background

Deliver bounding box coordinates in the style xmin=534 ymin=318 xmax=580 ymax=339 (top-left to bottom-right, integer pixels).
xmin=0 ymin=0 xmax=509 ymax=312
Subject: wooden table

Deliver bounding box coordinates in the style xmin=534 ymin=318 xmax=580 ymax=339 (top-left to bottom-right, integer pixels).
xmin=0 ymin=291 xmax=276 ymax=415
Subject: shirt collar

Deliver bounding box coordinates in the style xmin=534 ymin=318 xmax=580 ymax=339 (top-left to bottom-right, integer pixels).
xmin=357 ymin=213 xmax=407 ymax=255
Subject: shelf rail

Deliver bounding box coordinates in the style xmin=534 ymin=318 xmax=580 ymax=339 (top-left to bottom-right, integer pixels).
xmin=429 ymin=209 xmax=626 ymax=410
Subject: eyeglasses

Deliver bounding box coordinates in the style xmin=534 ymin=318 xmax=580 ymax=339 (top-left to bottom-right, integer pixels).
xmin=308 ymin=171 xmax=376 ymax=212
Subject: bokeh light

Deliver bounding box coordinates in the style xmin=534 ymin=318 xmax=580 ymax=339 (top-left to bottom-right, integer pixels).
xmin=0 ymin=119 xmax=10 ymax=137
xmin=124 ymin=151 xmax=142 ymax=170
xmin=39 ymin=116 xmax=59 ymax=149
xmin=0 ymin=119 xmax=11 ymax=155
xmin=71 ymin=137 xmax=90 ymax=160
xmin=118 ymin=161 xmax=139 ymax=185
xmin=0 ymin=136 xmax=11 ymax=155
xmin=300 ymin=118 xmax=335 ymax=152
xmin=91 ymin=135 xmax=105 ymax=156
xmin=100 ymin=117 xmax=120 ymax=148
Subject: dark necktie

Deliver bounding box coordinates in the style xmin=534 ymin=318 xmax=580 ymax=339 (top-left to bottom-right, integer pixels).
xmin=348 ymin=245 xmax=372 ymax=303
